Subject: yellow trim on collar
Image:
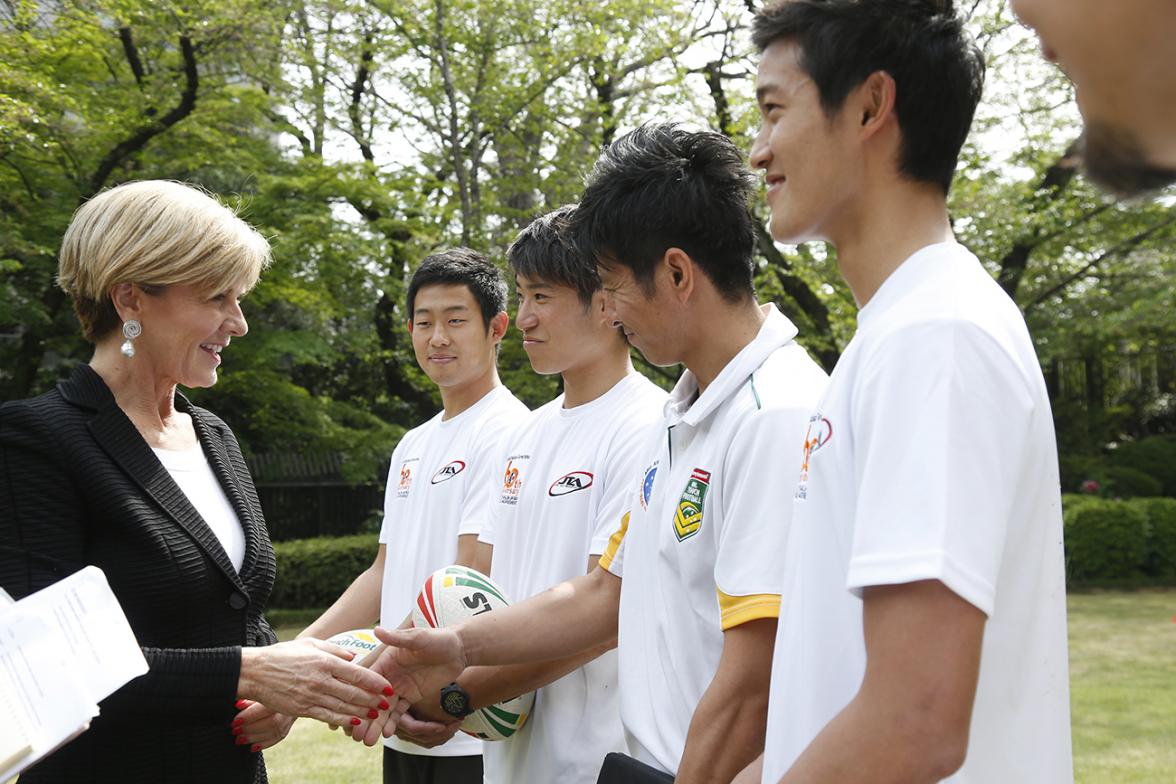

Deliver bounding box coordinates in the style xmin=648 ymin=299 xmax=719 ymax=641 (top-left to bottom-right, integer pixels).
xmin=717 ymin=590 xmax=780 ymax=630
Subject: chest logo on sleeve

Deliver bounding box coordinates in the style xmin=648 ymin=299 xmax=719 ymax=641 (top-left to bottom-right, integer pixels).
xmin=431 ymin=460 xmax=466 ymax=484
xmin=795 ymin=414 xmax=832 ymax=501
xmin=549 ymin=471 xmax=593 ymax=497
xmin=499 ymin=455 xmax=528 ymax=506
xmin=396 ymin=458 xmax=419 ymax=498
xmin=639 ymin=462 xmax=658 ymax=510
xmin=673 ymin=467 xmax=711 ymax=541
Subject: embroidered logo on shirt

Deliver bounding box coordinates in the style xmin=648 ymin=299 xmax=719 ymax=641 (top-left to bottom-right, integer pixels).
xmin=548 ymin=471 xmax=593 ymax=497
xmin=674 ymin=467 xmax=711 ymax=541
xmin=499 ymin=455 xmax=528 ymax=505
xmin=396 ymin=459 xmax=418 ymax=498
xmin=795 ymin=414 xmax=832 ymax=501
xmin=431 ymin=460 xmax=466 ymax=484
xmin=639 ymin=462 xmax=658 ymax=510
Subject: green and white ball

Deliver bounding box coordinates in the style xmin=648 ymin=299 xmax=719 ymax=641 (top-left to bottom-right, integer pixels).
xmin=411 ymin=565 xmax=535 ymax=741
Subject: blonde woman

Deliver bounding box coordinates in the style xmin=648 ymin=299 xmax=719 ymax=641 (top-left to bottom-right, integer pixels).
xmin=0 ymin=181 xmax=399 ymax=783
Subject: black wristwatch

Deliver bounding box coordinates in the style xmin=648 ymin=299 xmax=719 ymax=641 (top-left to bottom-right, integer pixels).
xmin=440 ymin=681 xmax=473 ymax=718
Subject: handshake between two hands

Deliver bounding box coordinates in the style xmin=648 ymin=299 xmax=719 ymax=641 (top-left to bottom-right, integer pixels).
xmin=229 ymin=625 xmax=466 ymax=753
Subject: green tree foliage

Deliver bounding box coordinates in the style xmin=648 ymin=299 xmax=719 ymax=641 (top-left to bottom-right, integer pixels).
xmin=2 ymin=0 xmax=1173 ymax=479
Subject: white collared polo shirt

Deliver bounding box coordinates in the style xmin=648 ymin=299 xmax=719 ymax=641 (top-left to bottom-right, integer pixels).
xmin=600 ymin=305 xmax=828 ymax=774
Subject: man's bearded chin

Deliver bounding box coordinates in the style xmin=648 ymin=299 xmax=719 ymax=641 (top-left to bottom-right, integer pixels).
xmin=1082 ymin=123 xmax=1176 ymax=198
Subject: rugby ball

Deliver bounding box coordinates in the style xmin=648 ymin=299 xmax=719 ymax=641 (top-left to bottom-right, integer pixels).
xmin=325 ymin=628 xmax=382 ymax=663
xmin=411 ymin=565 xmax=534 ymax=741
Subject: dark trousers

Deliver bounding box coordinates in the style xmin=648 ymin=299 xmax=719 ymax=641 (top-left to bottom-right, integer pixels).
xmin=383 ymin=747 xmax=483 ymax=784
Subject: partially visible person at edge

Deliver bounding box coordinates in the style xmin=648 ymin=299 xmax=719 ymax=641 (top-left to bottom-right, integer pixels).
xmin=0 ymin=180 xmax=397 ymax=784
xmin=1012 ymin=0 xmax=1176 ymax=196
xmin=734 ymin=2 xmax=1072 ymax=783
xmin=299 ymin=249 xmax=528 ymax=784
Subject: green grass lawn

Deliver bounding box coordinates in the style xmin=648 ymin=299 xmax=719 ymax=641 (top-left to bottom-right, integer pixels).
xmin=260 ymin=591 xmax=1176 ymax=782
xmin=1067 ymin=590 xmax=1176 ymax=783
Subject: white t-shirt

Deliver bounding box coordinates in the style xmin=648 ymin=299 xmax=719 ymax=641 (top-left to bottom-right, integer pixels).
xmin=379 ymin=385 xmax=528 ymax=758
xmin=152 ymin=445 xmax=245 ymax=572
xmin=600 ymin=305 xmax=828 ymax=775
xmin=479 ymin=371 xmax=667 ymax=784
xmin=762 ymin=242 xmax=1073 ymax=783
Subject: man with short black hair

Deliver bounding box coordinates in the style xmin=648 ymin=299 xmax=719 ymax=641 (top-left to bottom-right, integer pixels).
xmin=464 ymin=205 xmax=666 ymax=784
xmin=300 ymin=249 xmax=528 ymax=784
xmin=1012 ymin=0 xmax=1176 ymax=196
xmin=738 ymin=2 xmax=1072 ymax=782
xmin=370 ymin=124 xmax=828 ymax=783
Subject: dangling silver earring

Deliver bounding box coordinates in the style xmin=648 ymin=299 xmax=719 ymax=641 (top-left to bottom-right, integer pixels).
xmin=120 ymin=319 xmax=142 ymax=358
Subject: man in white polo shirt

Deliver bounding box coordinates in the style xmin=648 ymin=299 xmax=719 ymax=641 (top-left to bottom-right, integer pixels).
xmin=370 ymin=124 xmax=828 ymax=784
xmin=736 ymin=3 xmax=1072 ymax=783
xmin=300 ymin=249 xmax=527 ymax=784
xmin=469 ymin=205 xmax=666 ymax=783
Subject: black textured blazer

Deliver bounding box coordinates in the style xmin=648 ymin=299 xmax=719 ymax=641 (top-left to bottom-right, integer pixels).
xmin=0 ymin=364 xmax=278 ymax=784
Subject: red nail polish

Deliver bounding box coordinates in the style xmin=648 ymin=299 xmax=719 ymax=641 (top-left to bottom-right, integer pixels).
xmin=235 ymin=736 xmax=249 ymax=745
xmin=378 ymin=700 xmax=390 ymax=710
xmin=367 ymin=709 xmax=379 ymax=719
xmin=350 ymin=717 xmax=361 ymax=726
xmin=251 ymin=744 xmax=261 ymax=753
xmin=232 ymin=725 xmax=244 ymax=736
xmin=235 ymin=699 xmax=248 ymax=709
xmin=231 ymin=718 xmax=244 ymax=728
xmin=382 ymin=686 xmax=394 ymax=697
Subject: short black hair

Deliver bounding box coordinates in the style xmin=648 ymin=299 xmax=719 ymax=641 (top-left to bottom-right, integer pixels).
xmin=406 ymin=247 xmax=507 ymax=330
xmin=752 ymin=0 xmax=985 ymax=194
xmin=571 ymin=123 xmax=757 ymax=302
xmin=507 ymin=205 xmax=600 ymax=307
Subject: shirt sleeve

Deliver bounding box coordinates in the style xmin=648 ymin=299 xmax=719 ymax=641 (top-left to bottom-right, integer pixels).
xmin=377 ymin=444 xmax=405 ymax=546
xmin=598 ymin=511 xmax=629 ymax=577
xmin=713 ymin=402 xmax=812 ymax=629
xmin=460 ymin=415 xmax=519 ymax=539
xmin=591 ymin=420 xmax=660 ymax=556
xmin=845 ymin=320 xmax=1037 ymax=616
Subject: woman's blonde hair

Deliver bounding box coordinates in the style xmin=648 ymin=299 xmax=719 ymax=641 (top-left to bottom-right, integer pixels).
xmin=57 ymin=180 xmax=272 ymax=340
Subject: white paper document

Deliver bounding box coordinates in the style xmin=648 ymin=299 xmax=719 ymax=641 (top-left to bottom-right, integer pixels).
xmin=0 ymin=566 xmax=148 ymax=782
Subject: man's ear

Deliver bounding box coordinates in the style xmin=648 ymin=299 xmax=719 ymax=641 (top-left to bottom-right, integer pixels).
xmin=406 ymin=319 xmax=414 ymax=333
xmin=489 ymin=311 xmax=509 ymax=342
xmin=662 ymin=248 xmax=696 ymax=303
xmin=856 ymin=70 xmax=897 ymax=142
xmin=109 ymin=282 xmax=143 ymax=323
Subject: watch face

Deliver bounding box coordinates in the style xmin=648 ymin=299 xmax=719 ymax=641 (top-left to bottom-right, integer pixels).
xmin=441 ymin=686 xmax=469 ymax=717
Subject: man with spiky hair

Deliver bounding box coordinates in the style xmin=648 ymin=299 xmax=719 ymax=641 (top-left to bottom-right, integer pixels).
xmin=739 ymin=2 xmax=1072 ymax=782
xmin=370 ymin=124 xmax=828 ymax=783
xmin=1012 ymin=0 xmax=1176 ymax=196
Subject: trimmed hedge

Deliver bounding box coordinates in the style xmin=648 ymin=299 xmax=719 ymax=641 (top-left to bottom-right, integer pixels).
xmin=1128 ymin=497 xmax=1176 ymax=580
xmin=270 ymin=534 xmax=378 ymax=609
xmin=1063 ymin=498 xmax=1148 ymax=583
xmin=266 ymin=497 xmax=1176 ymax=608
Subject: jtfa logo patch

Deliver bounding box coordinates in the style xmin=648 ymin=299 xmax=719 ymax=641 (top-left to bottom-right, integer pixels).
xmin=431 ymin=460 xmax=466 ymax=484
xmin=549 ymin=471 xmax=593 ymax=496
xmin=674 ymin=467 xmax=710 ymax=541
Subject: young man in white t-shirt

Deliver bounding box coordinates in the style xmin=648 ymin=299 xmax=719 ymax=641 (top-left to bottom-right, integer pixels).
xmin=467 ymin=205 xmax=667 ymax=783
xmin=733 ymin=3 xmax=1073 ymax=783
xmin=369 ymin=125 xmax=828 ymax=783
xmin=300 ymin=249 xmax=527 ymax=784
